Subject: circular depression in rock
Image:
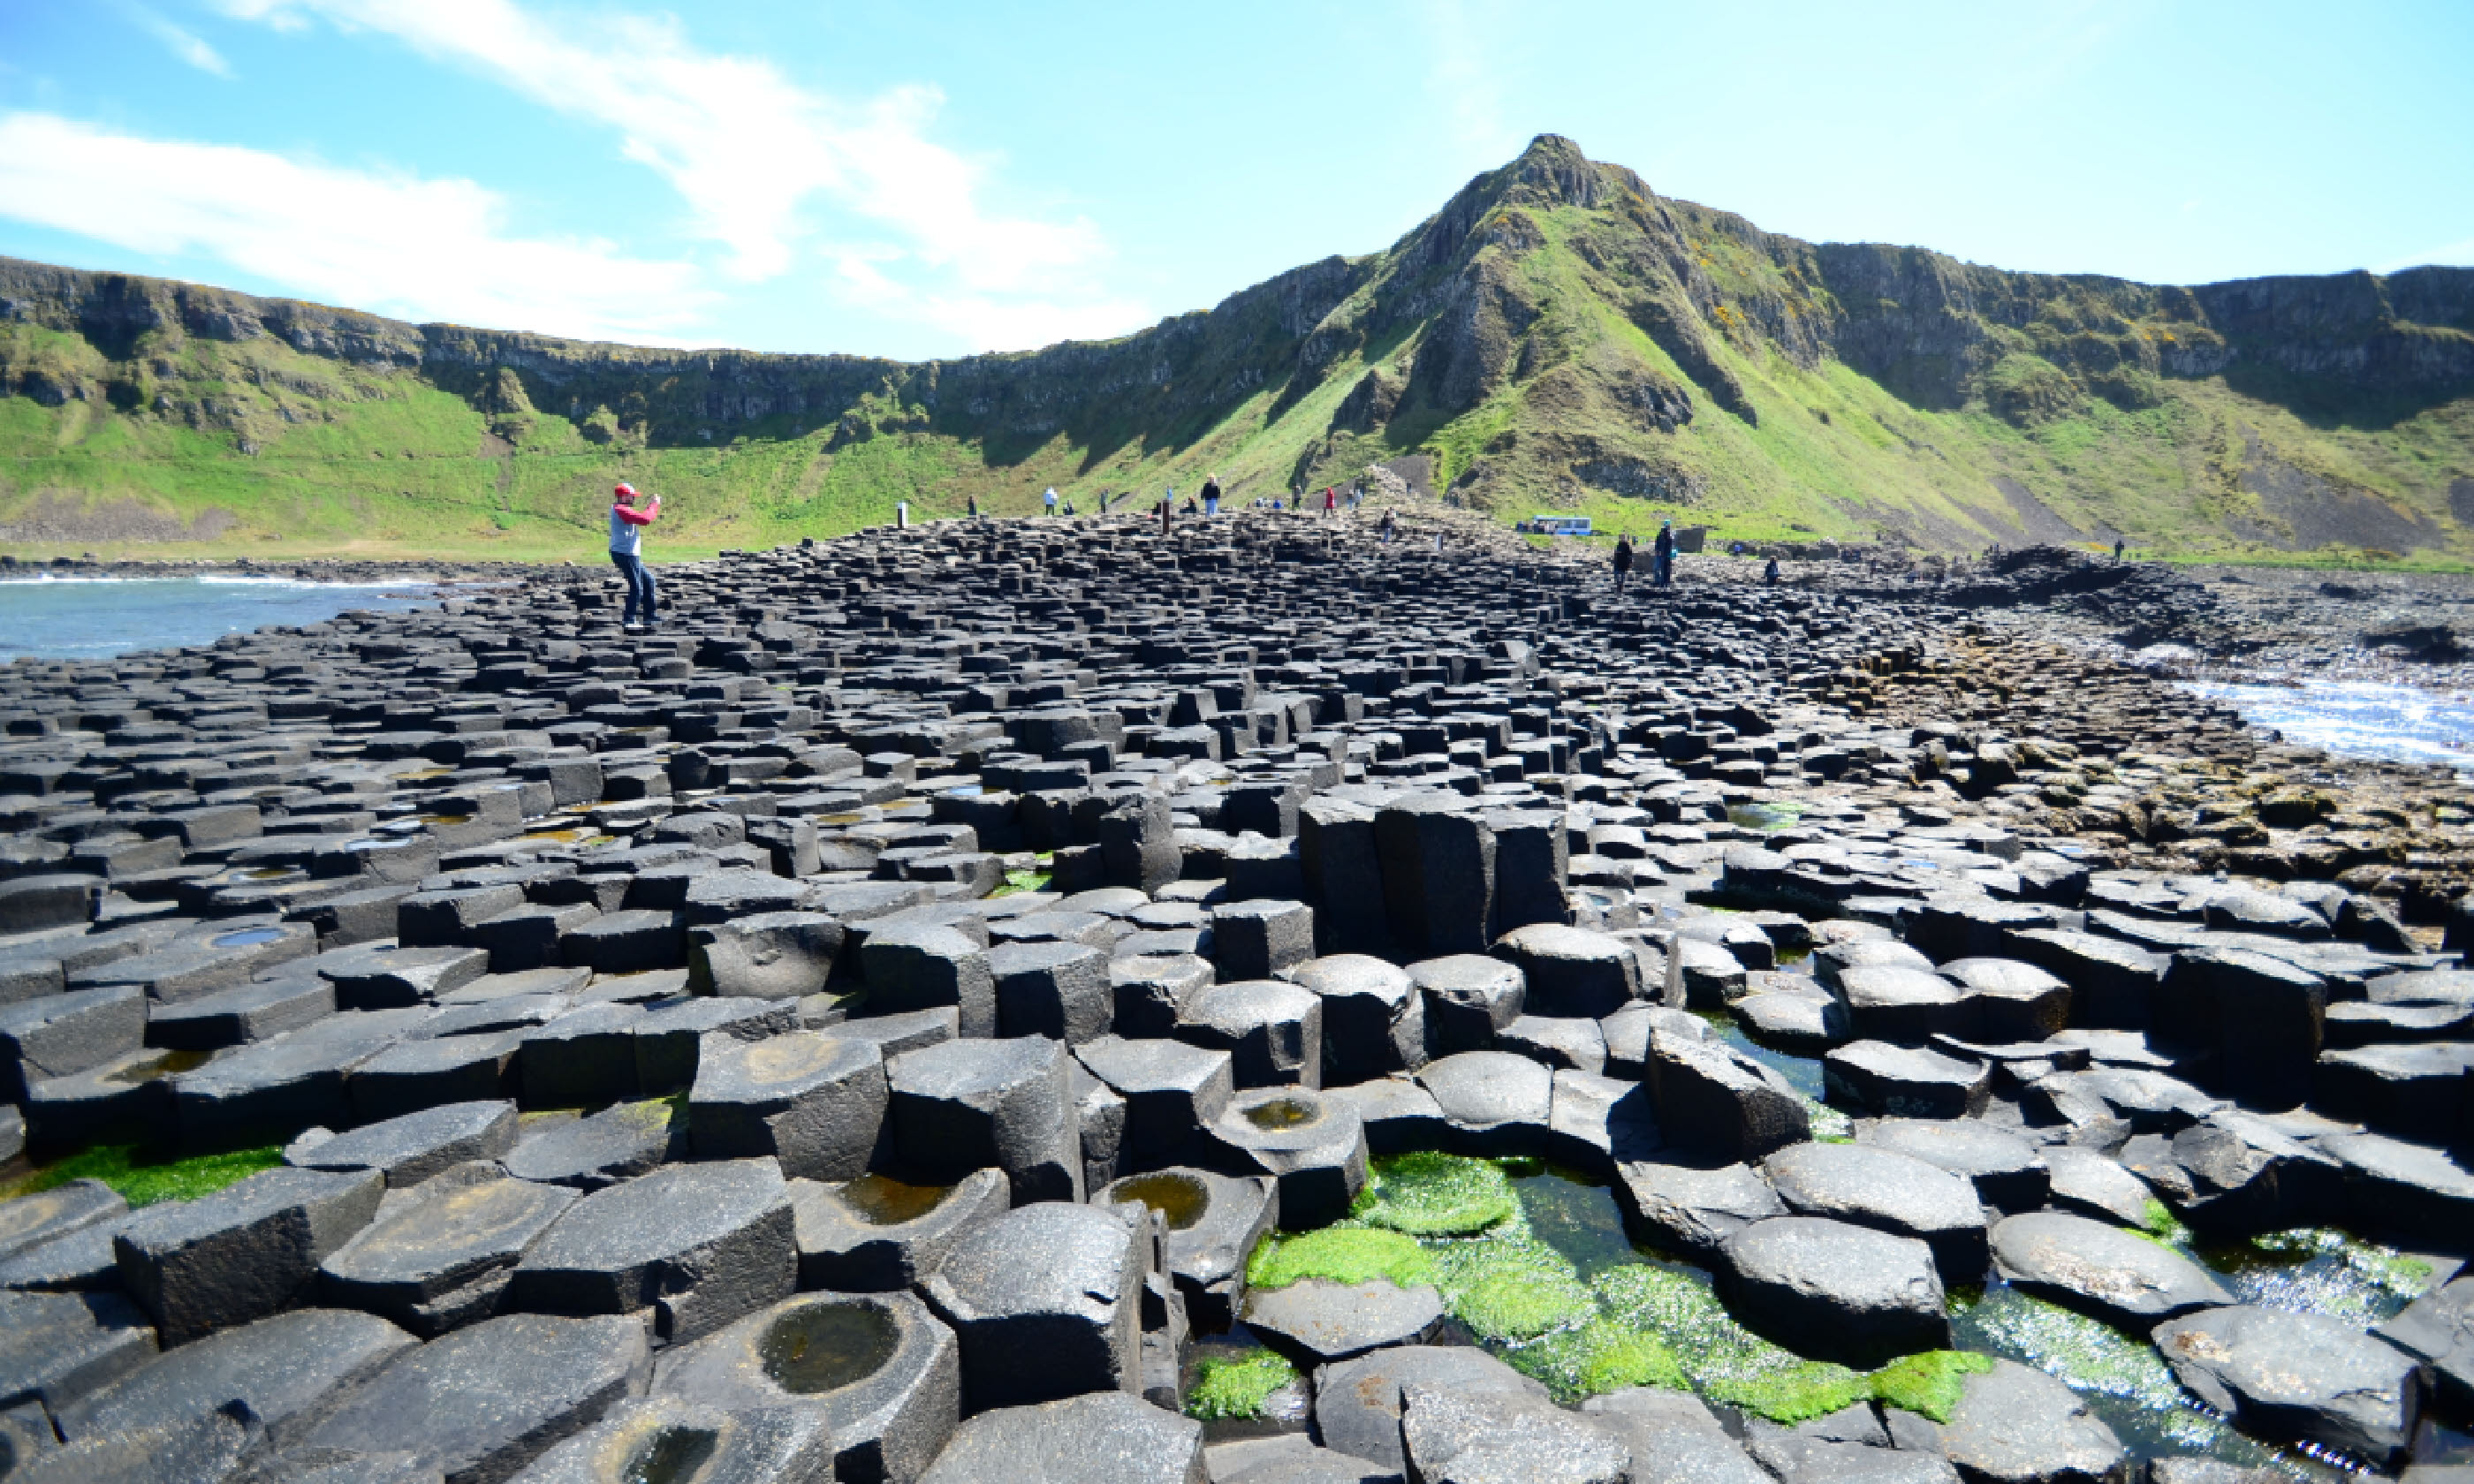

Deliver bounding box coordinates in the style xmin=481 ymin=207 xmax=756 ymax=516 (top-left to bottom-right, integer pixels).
xmin=1242 ymin=1095 xmax=1323 ymax=1131
xmin=833 ymin=1173 xmax=952 ymax=1226
xmin=1109 ymin=1170 xmax=1211 ymax=1230
xmin=759 ymin=1299 xmax=900 ymax=1395
xmin=622 ymin=1424 xmax=718 ymax=1484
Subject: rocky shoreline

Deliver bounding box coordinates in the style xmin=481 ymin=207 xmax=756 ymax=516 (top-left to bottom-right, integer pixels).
xmin=0 ymin=511 xmax=2468 ymax=1484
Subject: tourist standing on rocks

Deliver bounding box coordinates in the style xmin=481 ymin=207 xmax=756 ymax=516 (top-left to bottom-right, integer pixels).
xmin=1203 ymin=474 xmax=1221 ymax=517
xmin=2114 ymin=537 xmax=2127 ymax=564
xmin=1613 ymin=534 xmax=1635 ymax=595
xmin=1380 ymin=510 xmax=1397 ymax=544
xmin=1043 ymin=487 xmax=1059 ymax=516
xmin=1653 ymin=519 xmax=1675 ymax=587
xmin=608 ymin=483 xmax=661 ymax=631
xmin=1764 ymin=554 xmax=1781 ymax=587
xmin=1324 ymin=486 xmax=1338 ymax=517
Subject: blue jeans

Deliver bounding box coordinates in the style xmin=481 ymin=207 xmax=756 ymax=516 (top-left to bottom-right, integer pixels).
xmin=611 ymin=549 xmax=657 ymax=625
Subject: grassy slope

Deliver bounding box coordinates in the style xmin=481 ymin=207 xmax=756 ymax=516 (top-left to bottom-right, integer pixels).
xmin=3 ymin=232 xmax=2469 ymax=564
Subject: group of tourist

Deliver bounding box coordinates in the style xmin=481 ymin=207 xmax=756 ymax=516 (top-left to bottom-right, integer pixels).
xmin=1610 ymin=519 xmax=1782 ymax=595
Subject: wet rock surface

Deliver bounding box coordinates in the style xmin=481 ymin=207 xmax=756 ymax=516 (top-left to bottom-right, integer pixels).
xmin=0 ymin=515 xmax=2466 ymax=1480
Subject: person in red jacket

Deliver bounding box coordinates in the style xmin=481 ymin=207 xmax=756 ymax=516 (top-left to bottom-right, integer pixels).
xmin=609 ymin=482 xmax=661 ymax=631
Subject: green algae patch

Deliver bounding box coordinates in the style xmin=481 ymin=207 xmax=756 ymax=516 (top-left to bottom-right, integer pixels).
xmin=1705 ymin=1362 xmax=1873 ymax=1425
xmin=1592 ymin=1261 xmax=1867 ymax=1423
xmin=1507 ymin=1316 xmax=1689 ymax=1400
xmin=1870 ymin=1351 xmax=1993 ymax=1423
xmin=2199 ymin=1226 xmax=2436 ymax=1324
xmin=1246 ymin=1226 xmax=1435 ymax=1291
xmin=0 ymin=1142 xmax=285 ymax=1208
xmin=1187 ymin=1348 xmax=1297 ymax=1420
xmin=1432 ymin=1231 xmax=1597 ymax=1341
xmin=2137 ymin=1200 xmax=2190 ymax=1245
xmin=1355 ymin=1152 xmax=1517 ymax=1236
xmin=1950 ymin=1286 xmax=2232 ymax=1452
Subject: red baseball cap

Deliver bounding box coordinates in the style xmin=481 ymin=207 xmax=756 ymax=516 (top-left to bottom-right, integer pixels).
xmin=614 ymin=483 xmax=636 ymax=499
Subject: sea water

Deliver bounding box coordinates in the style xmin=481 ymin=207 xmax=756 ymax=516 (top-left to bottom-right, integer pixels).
xmin=0 ymin=575 xmax=447 ymax=661
xmin=2180 ymin=678 xmax=2474 ymax=773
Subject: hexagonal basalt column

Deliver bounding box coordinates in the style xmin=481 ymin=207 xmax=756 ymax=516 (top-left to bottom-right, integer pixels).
xmin=515 ymin=1395 xmax=839 ymax=1484
xmin=319 ymin=1170 xmax=579 ymax=1336
xmin=654 ymin=1290 xmax=960 ymax=1484
xmin=886 ymin=1037 xmax=1081 ymax=1204
xmin=507 ymin=1157 xmax=796 ymax=1345
xmin=921 ymin=1202 xmax=1143 ymax=1414
xmin=789 ymin=1168 xmax=1011 ymax=1292
xmin=1091 ymin=1166 xmax=1277 ymax=1331
xmin=690 ymin=1031 xmax=888 ymax=1181
xmin=1209 ymin=1086 xmax=1368 ymax=1229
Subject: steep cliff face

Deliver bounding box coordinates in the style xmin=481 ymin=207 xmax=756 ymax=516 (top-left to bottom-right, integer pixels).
xmin=2 ymin=134 xmax=2470 ymax=558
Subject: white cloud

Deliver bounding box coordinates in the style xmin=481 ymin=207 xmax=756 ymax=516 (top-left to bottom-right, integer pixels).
xmin=127 ymin=4 xmax=234 ymax=77
xmin=0 ymin=111 xmax=710 ymax=344
xmin=222 ymin=0 xmax=1145 ymax=352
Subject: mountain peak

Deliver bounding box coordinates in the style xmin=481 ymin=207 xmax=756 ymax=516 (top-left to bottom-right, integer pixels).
xmin=1489 ymin=134 xmax=1639 ymax=211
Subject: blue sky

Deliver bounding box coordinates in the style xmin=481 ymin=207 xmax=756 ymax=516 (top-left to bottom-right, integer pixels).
xmin=1 ymin=1 xmax=2469 ymax=360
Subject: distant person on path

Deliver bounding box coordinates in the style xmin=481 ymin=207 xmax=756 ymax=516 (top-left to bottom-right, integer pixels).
xmin=608 ymin=482 xmax=661 ymax=632
xmin=1324 ymin=486 xmax=1337 ymax=517
xmin=1613 ymin=534 xmax=1635 ymax=596
xmin=1653 ymin=520 xmax=1675 ymax=587
xmin=1203 ymin=474 xmax=1221 ymax=517
xmin=1380 ymin=510 xmax=1397 ymax=544
xmin=1043 ymin=487 xmax=1059 ymax=516
xmin=968 ymin=494 xmax=979 ymax=519
xmin=2114 ymin=537 xmax=2126 ymax=564
xmin=1764 ymin=554 xmax=1781 ymax=587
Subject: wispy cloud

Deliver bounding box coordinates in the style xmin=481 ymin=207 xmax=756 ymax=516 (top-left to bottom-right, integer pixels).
xmin=0 ymin=111 xmax=710 ymax=344
xmin=1423 ymin=0 xmax=1512 ymax=158
xmin=221 ymin=0 xmax=1147 ymax=351
xmin=2375 ymin=236 xmax=2474 ymax=274
xmin=126 ymin=3 xmax=234 ymax=77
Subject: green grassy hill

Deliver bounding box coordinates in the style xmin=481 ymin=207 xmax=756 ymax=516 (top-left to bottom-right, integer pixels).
xmin=4 ymin=136 xmax=2470 ymax=564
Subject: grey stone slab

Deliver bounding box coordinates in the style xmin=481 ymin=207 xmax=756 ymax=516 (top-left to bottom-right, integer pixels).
xmin=1282 ymin=954 xmax=1424 ymax=1082
xmin=508 ymin=1157 xmax=793 ymax=1345
xmin=920 ymin=1201 xmax=1142 ymax=1414
xmin=790 ymin=1167 xmax=1011 ymax=1292
xmin=1937 ymin=1359 xmax=2128 ymax=1484
xmin=114 ymin=1165 xmax=386 ymax=1344
xmin=1859 ymin=1117 xmax=2049 ymax=1212
xmin=499 ymin=1098 xmax=680 ymax=1190
xmin=290 ymin=1100 xmax=519 ymax=1187
xmin=54 ymin=1306 xmax=413 ymax=1448
xmin=2153 ymin=1305 xmax=2423 ymax=1470
xmin=1077 ymin=1034 xmax=1234 ymax=1162
xmin=2377 ymin=1275 xmax=2474 ymax=1413
xmin=1312 ymin=1344 xmax=1544 ymax=1476
xmin=1246 ymin=1278 xmax=1444 ymax=1364
xmin=1719 ymin=1215 xmax=1948 ymax=1367
xmin=0 ymin=1289 xmax=156 ymax=1414
xmin=1764 ymin=1140 xmax=1990 ymax=1279
xmin=690 ymin=1030 xmax=886 ymax=1180
xmin=320 ymin=1173 xmax=578 ymax=1336
xmin=916 ymin=1390 xmax=1203 ymax=1484
xmin=0 ymin=1177 xmax=126 ymax=1262
xmin=652 ymin=1289 xmax=960 ymax=1484
xmin=1210 ymin=1086 xmax=1368 ymax=1228
xmin=507 ymin=1395 xmax=837 ymax=1484
xmin=1988 ymin=1212 xmax=2233 ymax=1329
xmin=292 ymin=1312 xmax=650 ymax=1484
xmin=1647 ymin=1027 xmax=1810 ymax=1163
xmin=1614 ymin=1159 xmax=1785 ymax=1257
xmin=888 ymin=1036 xmax=1081 ymax=1203
xmin=1400 ymin=1383 xmax=1628 ymax=1484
